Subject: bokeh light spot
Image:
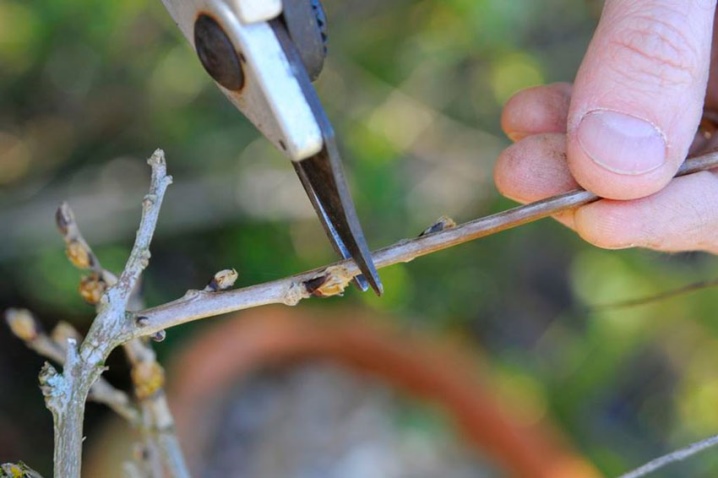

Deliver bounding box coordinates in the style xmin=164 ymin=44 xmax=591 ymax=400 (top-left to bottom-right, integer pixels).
xmin=0 ymin=132 xmax=31 ymax=185
xmin=490 ymin=52 xmax=544 ymax=105
xmin=0 ymin=2 xmax=39 ymax=73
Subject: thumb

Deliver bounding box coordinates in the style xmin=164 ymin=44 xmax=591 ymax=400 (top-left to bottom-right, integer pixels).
xmin=567 ymin=0 xmax=715 ymax=200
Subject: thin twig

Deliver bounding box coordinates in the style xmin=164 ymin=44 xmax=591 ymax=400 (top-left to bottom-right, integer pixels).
xmin=618 ymin=433 xmax=718 ymax=478
xmin=124 ymin=340 xmax=170 ymax=478
xmin=113 ymin=151 xmax=173 ymax=300
xmin=125 ymin=278 xmax=188 ymax=478
xmin=125 ymin=152 xmax=718 ymax=341
xmin=591 ymin=278 xmax=718 ymax=312
xmin=124 ymin=338 xmax=189 ymax=478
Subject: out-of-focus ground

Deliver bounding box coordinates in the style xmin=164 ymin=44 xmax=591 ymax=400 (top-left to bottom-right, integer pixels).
xmin=2 ymin=0 xmax=718 ymax=476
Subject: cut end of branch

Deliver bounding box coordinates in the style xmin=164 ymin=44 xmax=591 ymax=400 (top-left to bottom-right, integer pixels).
xmin=147 ymin=149 xmax=173 ymax=186
xmin=148 ymin=149 xmax=166 ymax=168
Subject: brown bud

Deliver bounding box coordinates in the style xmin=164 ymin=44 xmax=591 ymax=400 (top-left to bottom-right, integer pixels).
xmin=66 ymin=240 xmax=94 ymax=270
xmin=131 ymin=361 xmax=165 ymax=400
xmin=150 ymin=330 xmax=166 ymax=342
xmin=5 ymin=308 xmax=40 ymax=342
xmin=419 ymin=215 xmax=457 ymax=237
xmin=205 ymin=268 xmax=238 ymax=292
xmin=79 ymin=274 xmax=106 ymax=305
xmin=55 ymin=202 xmax=74 ymax=235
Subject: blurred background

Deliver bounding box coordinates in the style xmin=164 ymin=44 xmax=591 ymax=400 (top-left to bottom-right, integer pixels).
xmin=2 ymin=0 xmax=718 ymax=476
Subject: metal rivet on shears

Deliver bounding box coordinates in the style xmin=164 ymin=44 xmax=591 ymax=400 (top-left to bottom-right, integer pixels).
xmin=194 ymin=14 xmax=245 ymax=91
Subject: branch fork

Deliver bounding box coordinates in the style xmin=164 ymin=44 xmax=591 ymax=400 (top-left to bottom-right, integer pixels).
xmin=11 ymin=150 xmax=177 ymax=478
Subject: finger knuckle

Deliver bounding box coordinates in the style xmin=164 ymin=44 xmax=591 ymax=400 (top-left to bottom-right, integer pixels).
xmin=608 ymin=10 xmax=702 ymax=88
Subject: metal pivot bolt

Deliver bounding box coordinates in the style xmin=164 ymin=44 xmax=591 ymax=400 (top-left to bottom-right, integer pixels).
xmin=194 ymin=14 xmax=245 ymax=91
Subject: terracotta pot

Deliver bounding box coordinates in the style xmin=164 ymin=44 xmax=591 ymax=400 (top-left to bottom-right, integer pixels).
xmin=166 ymin=306 xmax=602 ymax=478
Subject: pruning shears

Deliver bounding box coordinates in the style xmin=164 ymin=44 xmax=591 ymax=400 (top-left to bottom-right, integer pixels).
xmin=160 ymin=0 xmax=383 ymax=295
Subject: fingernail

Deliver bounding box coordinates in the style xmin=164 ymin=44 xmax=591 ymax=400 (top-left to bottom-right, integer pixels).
xmin=576 ymin=110 xmax=666 ymax=175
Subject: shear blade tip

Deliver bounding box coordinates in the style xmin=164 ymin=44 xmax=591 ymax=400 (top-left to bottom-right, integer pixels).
xmin=365 ymin=274 xmax=383 ymax=296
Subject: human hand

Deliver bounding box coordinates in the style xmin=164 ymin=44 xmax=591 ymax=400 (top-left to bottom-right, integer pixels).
xmin=494 ymin=1 xmax=718 ymax=254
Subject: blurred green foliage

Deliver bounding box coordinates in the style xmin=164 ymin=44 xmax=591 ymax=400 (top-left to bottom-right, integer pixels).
xmin=2 ymin=0 xmax=718 ymax=476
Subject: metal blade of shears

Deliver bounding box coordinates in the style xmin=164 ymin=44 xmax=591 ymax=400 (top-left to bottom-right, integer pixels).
xmin=270 ymin=18 xmax=382 ymax=295
xmin=293 ymin=150 xmax=372 ymax=293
